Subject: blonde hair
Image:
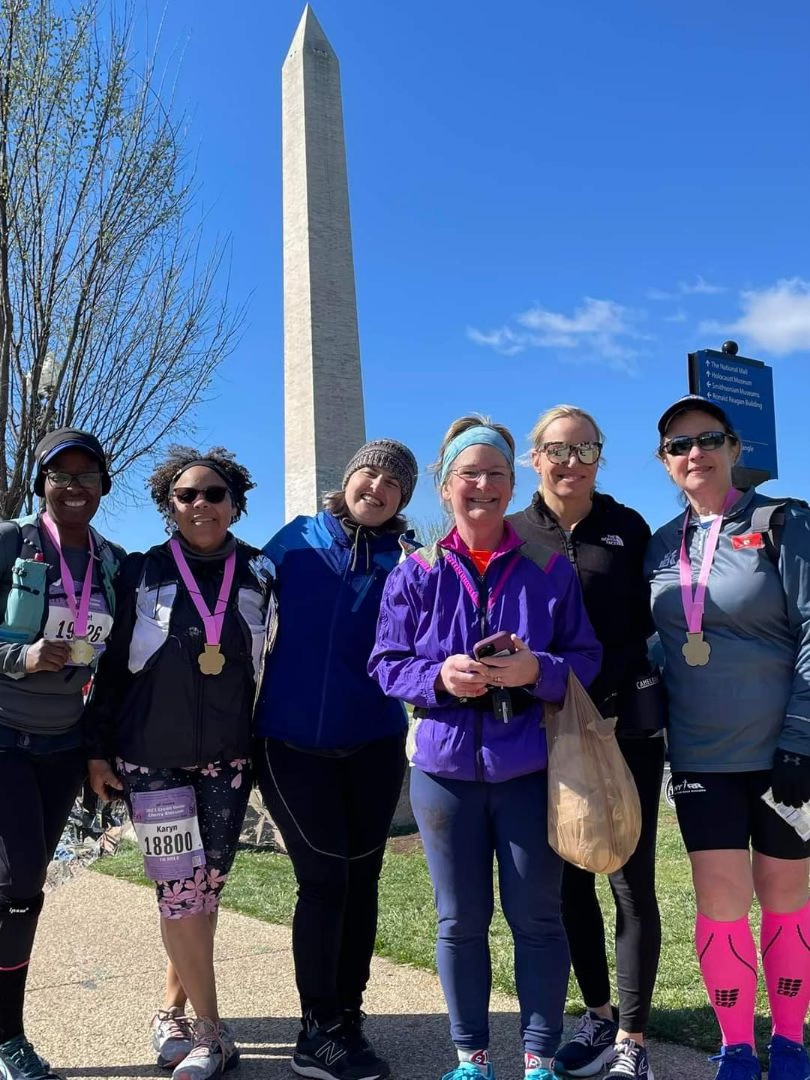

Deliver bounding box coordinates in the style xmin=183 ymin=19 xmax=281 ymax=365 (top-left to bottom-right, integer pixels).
xmin=529 ymin=404 xmax=604 ymax=448
xmin=431 ymin=413 xmax=516 ymax=503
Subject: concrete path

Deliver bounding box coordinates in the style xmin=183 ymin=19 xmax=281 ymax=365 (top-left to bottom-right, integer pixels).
xmin=27 ymin=872 xmax=715 ymax=1080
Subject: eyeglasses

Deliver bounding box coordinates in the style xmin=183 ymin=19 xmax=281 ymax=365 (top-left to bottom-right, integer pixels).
xmin=536 ymin=441 xmax=603 ymax=465
xmin=661 ymin=431 xmax=735 ymax=457
xmin=45 ymin=470 xmax=102 ymax=489
xmin=171 ymin=485 xmax=230 ymax=505
xmin=450 ymin=468 xmax=512 ymax=485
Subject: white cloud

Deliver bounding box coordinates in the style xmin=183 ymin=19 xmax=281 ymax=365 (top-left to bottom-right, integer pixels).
xmin=647 ymin=275 xmax=726 ymax=301
xmin=700 ymin=277 xmax=810 ymax=355
xmin=467 ymin=297 xmax=645 ymax=374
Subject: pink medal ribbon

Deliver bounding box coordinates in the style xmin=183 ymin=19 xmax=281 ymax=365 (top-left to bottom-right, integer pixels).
xmin=678 ymin=488 xmax=740 ymax=667
xmin=40 ymin=512 xmax=96 ymax=665
xmin=169 ymin=539 xmax=236 ymax=675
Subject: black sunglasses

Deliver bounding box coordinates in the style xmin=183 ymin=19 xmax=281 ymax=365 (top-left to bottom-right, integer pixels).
xmin=171 ymin=485 xmax=230 ymax=505
xmin=662 ymin=431 xmax=735 ymax=457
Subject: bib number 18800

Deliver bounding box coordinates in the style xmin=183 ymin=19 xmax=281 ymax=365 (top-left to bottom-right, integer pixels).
xmin=130 ymin=785 xmax=206 ymax=882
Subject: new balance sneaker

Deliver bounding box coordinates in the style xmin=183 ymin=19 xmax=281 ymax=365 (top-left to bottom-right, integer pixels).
xmin=768 ymin=1035 xmax=810 ymax=1080
xmin=151 ymin=1007 xmax=194 ymax=1069
xmin=604 ymin=1039 xmax=653 ymax=1079
xmin=0 ymin=1036 xmax=60 ymax=1080
xmin=340 ymin=1010 xmax=390 ymax=1078
xmin=440 ymin=1063 xmax=495 ymax=1080
xmin=172 ymin=1018 xmax=239 ymax=1080
xmin=708 ymin=1043 xmax=762 ymax=1080
xmin=293 ymin=1018 xmax=385 ymax=1080
xmin=554 ymin=1012 xmax=619 ymax=1077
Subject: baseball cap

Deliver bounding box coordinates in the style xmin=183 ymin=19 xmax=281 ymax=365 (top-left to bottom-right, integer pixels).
xmin=33 ymin=427 xmax=111 ymax=496
xmin=657 ymin=395 xmax=734 ymax=439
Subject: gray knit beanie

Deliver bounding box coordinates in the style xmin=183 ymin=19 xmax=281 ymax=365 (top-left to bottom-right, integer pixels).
xmin=342 ymin=439 xmax=418 ymax=509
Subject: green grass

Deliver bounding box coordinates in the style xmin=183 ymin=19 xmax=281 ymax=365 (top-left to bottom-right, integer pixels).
xmin=94 ymin=807 xmax=781 ymax=1056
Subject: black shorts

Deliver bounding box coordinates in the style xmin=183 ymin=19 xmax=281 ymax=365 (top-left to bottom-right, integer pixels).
xmin=672 ymin=770 xmax=810 ymax=860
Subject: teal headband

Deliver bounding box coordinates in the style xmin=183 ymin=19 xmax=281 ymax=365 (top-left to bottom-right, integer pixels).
xmin=439 ymin=425 xmax=514 ymax=484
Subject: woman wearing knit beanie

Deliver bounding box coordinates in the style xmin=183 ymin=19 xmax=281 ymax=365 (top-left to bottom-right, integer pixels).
xmin=253 ymin=439 xmax=418 ymax=1080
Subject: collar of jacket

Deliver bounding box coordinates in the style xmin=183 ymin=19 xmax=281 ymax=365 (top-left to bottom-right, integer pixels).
xmin=529 ymin=489 xmax=615 ymax=529
xmin=438 ymin=518 xmax=524 ymax=559
xmin=676 ymin=485 xmax=757 ymax=534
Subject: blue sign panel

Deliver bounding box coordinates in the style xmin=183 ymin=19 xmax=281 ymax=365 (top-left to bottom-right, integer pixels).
xmin=689 ymin=350 xmax=778 ymax=479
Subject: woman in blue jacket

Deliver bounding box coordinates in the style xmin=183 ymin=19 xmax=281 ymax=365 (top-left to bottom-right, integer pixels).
xmin=253 ymin=439 xmax=418 ymax=1080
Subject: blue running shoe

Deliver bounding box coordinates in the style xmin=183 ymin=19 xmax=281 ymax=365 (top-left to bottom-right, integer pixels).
xmin=554 ymin=1012 xmax=619 ymax=1077
xmin=525 ymin=1068 xmax=561 ymax=1080
xmin=0 ymin=1036 xmax=60 ymax=1080
xmin=708 ymin=1043 xmax=761 ymax=1080
xmin=768 ymin=1035 xmax=810 ymax=1080
xmin=441 ymin=1064 xmax=495 ymax=1080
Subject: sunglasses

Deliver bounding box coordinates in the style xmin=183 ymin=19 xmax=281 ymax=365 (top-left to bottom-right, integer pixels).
xmin=45 ymin=470 xmax=102 ymax=489
xmin=536 ymin=441 xmax=603 ymax=465
xmin=662 ymin=431 xmax=735 ymax=457
xmin=171 ymin=485 xmax=230 ymax=505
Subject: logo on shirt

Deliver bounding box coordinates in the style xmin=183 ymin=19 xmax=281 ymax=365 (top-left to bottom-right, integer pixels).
xmin=601 ymin=534 xmax=625 ymax=547
xmin=655 ymin=549 xmax=679 ymax=570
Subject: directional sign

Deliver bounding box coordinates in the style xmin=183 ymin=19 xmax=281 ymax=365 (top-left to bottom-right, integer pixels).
xmin=688 ymin=349 xmax=778 ymax=481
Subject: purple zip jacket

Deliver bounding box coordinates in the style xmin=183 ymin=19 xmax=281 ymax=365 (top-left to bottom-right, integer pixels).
xmin=369 ymin=521 xmax=602 ymax=782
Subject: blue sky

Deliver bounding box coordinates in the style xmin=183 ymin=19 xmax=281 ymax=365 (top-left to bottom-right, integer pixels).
xmin=100 ymin=0 xmax=810 ymax=549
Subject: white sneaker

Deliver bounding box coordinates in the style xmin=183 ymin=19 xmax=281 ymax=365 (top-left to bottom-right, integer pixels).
xmin=151 ymin=1008 xmax=194 ymax=1069
xmin=172 ymin=1018 xmax=239 ymax=1080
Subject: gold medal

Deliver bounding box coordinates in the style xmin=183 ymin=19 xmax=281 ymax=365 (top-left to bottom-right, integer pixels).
xmin=198 ymin=644 xmax=225 ymax=676
xmin=70 ymin=636 xmax=96 ymax=666
xmin=682 ymin=631 xmax=711 ymax=667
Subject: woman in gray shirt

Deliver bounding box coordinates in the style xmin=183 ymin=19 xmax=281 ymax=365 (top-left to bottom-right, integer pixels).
xmin=0 ymin=428 xmax=122 ymax=1080
xmin=646 ymin=395 xmax=810 ymax=1080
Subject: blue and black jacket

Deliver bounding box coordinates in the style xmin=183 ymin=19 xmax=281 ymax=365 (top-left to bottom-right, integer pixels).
xmin=254 ymin=510 xmax=410 ymax=749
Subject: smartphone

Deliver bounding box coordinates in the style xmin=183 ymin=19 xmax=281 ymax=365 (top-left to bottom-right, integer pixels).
xmin=473 ymin=631 xmax=517 ymax=660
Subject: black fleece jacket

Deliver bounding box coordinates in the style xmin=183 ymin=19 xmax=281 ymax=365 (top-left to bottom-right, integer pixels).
xmin=507 ymin=491 xmax=653 ymax=731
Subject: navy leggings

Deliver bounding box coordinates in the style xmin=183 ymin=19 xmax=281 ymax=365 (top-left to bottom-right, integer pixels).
xmin=411 ymin=767 xmax=569 ymax=1057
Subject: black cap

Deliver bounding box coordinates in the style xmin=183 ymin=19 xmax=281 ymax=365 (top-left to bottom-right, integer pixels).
xmin=657 ymin=395 xmax=733 ymax=439
xmin=33 ymin=427 xmax=111 ymax=496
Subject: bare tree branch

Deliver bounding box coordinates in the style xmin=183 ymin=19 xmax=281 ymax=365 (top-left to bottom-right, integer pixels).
xmin=0 ymin=0 xmax=243 ymax=518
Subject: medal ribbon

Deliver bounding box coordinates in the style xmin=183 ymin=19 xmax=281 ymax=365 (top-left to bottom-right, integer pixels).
xmin=679 ymin=488 xmax=740 ymax=633
xmin=169 ymin=539 xmax=236 ymax=647
xmin=40 ymin=513 xmax=95 ymax=637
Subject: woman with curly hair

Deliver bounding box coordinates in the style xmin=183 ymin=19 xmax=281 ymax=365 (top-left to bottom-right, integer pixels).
xmin=85 ymin=447 xmax=276 ymax=1080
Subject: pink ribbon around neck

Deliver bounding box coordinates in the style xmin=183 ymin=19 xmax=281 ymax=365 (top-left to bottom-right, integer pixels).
xmin=40 ymin=513 xmax=95 ymax=637
xmin=169 ymin=539 xmax=235 ymax=646
xmin=679 ymin=488 xmax=740 ymax=634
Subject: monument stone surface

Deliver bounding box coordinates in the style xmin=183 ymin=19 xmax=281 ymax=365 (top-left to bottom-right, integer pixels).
xmin=282 ymin=5 xmax=366 ymax=519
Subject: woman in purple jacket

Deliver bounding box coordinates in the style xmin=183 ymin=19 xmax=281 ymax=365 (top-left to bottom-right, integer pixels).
xmin=369 ymin=415 xmax=602 ymax=1080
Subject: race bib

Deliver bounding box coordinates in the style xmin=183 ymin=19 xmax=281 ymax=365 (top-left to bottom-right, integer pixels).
xmin=130 ymin=786 xmax=206 ymax=882
xmin=42 ymin=581 xmax=113 ymax=665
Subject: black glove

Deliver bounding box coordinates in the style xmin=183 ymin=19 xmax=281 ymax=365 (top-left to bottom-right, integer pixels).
xmin=771 ymin=749 xmax=810 ymax=808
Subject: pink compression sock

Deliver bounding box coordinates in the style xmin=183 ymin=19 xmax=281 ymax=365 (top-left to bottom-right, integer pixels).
xmin=761 ymin=901 xmax=810 ymax=1043
xmin=696 ymin=912 xmax=758 ymax=1048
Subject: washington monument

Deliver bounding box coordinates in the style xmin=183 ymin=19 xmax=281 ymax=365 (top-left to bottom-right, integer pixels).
xmin=282 ymin=6 xmax=366 ymax=519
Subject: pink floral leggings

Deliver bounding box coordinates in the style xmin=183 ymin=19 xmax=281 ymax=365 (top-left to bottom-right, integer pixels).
xmin=117 ymin=757 xmax=251 ymax=919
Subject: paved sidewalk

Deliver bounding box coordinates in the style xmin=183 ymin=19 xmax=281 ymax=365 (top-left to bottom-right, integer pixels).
xmin=28 ymin=872 xmax=715 ymax=1080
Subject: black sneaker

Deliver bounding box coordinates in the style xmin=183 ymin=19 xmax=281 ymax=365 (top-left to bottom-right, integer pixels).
xmin=605 ymin=1039 xmax=654 ymax=1080
xmin=555 ymin=1011 xmax=619 ymax=1077
xmin=292 ymin=1019 xmax=385 ymax=1080
xmin=340 ymin=1011 xmax=390 ymax=1079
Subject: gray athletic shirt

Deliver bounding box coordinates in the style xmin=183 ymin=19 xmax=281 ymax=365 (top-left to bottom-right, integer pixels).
xmin=0 ymin=521 xmax=107 ymax=734
xmin=645 ymin=487 xmax=810 ymax=773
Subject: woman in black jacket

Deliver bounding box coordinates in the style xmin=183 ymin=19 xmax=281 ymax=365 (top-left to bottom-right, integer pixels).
xmin=86 ymin=447 xmax=275 ymax=1080
xmin=508 ymin=405 xmax=664 ymax=1080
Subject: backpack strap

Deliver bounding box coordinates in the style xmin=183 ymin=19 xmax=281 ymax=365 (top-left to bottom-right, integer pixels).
xmin=750 ymin=498 xmax=810 ymax=571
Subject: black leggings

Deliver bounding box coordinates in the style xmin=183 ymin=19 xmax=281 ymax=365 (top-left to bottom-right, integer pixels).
xmin=0 ymin=741 xmax=84 ymax=1041
xmin=254 ymin=734 xmax=406 ymax=1023
xmin=561 ymin=734 xmax=665 ymax=1033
